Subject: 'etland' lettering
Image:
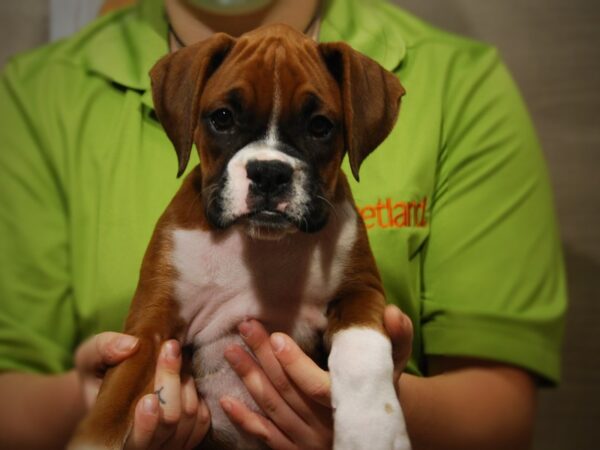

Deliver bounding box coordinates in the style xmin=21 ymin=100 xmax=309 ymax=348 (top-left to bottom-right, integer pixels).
xmin=358 ymin=197 xmax=428 ymax=230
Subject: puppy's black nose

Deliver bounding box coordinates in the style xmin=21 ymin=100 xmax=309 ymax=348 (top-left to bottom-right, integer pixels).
xmin=246 ymin=160 xmax=293 ymax=195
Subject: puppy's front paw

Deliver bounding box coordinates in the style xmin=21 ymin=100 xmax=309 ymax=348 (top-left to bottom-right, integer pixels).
xmin=329 ymin=328 xmax=412 ymax=450
xmin=332 ymin=394 xmax=410 ymax=450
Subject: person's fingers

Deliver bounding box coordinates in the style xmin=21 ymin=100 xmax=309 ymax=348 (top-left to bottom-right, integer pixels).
xmin=81 ymin=377 xmax=103 ymax=408
xmin=224 ymin=344 xmax=310 ymax=437
xmin=164 ymin=375 xmax=198 ymax=450
xmin=74 ymin=332 xmax=141 ymax=409
xmin=181 ymin=375 xmax=199 ymax=416
xmin=237 ymin=321 xmax=333 ymax=444
xmin=183 ymin=395 xmax=211 ymax=450
xmin=125 ymin=394 xmax=160 ymax=450
xmin=129 ymin=353 xmax=211 ymax=450
xmin=269 ymin=333 xmax=332 ymax=407
xmin=238 ymin=320 xmax=317 ymax=421
xmin=151 ymin=340 xmax=183 ymax=445
xmin=383 ymin=305 xmax=413 ymax=376
xmin=220 ymin=396 xmax=297 ymax=450
xmin=75 ymin=332 xmax=139 ymax=375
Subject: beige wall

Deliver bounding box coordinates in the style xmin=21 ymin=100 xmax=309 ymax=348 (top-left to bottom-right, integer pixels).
xmin=0 ymin=0 xmax=48 ymax=66
xmin=1 ymin=1 xmax=599 ymax=448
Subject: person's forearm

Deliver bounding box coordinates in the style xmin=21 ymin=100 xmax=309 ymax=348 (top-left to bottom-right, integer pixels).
xmin=0 ymin=370 xmax=85 ymax=450
xmin=399 ymin=365 xmax=536 ymax=450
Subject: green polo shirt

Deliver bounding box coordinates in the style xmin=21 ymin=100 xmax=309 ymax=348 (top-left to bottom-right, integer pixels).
xmin=0 ymin=0 xmax=566 ymax=383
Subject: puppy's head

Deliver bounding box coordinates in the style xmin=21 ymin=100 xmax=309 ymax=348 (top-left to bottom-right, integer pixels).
xmin=150 ymin=24 xmax=404 ymax=239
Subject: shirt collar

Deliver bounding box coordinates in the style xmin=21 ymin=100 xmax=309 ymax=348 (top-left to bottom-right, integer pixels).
xmin=87 ymin=0 xmax=405 ymax=107
xmin=84 ymin=0 xmax=167 ymax=95
xmin=320 ymin=0 xmax=406 ymax=72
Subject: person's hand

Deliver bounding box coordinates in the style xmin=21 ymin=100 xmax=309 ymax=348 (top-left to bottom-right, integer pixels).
xmin=221 ymin=304 xmax=413 ymax=449
xmin=74 ymin=332 xmax=139 ymax=409
xmin=383 ymin=304 xmax=414 ymax=385
xmin=75 ymin=334 xmax=210 ymax=449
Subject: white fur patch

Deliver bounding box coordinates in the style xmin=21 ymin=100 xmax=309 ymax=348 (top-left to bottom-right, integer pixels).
xmin=171 ymin=200 xmax=358 ymax=345
xmin=329 ymin=328 xmax=411 ymax=450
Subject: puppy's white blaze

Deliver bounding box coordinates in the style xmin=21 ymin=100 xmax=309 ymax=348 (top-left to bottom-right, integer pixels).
xmin=266 ymin=105 xmax=279 ymax=145
xmin=221 ymin=143 xmax=307 ymax=221
xmin=266 ymin=47 xmax=283 ymax=145
xmin=329 ymin=328 xmax=412 ymax=450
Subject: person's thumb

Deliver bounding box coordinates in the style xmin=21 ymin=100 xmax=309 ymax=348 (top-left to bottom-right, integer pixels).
xmin=383 ymin=305 xmax=413 ymax=379
xmin=75 ymin=332 xmax=139 ymax=375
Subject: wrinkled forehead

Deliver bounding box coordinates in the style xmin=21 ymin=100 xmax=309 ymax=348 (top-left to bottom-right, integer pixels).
xmin=202 ymin=28 xmax=341 ymax=118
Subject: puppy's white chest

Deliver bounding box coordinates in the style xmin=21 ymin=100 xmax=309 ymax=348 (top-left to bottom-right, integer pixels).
xmin=168 ymin=203 xmax=357 ymax=445
xmin=170 ymin=200 xmax=358 ymax=345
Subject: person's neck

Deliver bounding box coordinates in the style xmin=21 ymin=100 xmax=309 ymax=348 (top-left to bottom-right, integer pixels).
xmin=166 ymin=0 xmax=321 ymax=50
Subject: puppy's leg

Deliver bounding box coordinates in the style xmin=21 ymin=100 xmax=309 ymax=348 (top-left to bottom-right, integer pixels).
xmin=327 ymin=290 xmax=411 ymax=450
xmin=68 ymin=330 xmax=162 ymax=450
xmin=69 ymin=276 xmax=185 ymax=448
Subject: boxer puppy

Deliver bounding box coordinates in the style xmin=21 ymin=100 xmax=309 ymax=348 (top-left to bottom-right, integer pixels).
xmin=69 ymin=24 xmax=408 ymax=450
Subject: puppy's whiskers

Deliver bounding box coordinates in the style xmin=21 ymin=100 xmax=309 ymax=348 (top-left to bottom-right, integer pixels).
xmin=317 ymin=195 xmax=338 ymax=220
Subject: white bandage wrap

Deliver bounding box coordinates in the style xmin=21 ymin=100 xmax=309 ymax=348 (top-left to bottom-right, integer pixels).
xmin=329 ymin=328 xmax=411 ymax=450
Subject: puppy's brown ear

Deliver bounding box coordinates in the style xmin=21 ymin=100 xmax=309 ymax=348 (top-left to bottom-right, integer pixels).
xmin=150 ymin=34 xmax=235 ymax=177
xmin=319 ymin=42 xmax=405 ymax=181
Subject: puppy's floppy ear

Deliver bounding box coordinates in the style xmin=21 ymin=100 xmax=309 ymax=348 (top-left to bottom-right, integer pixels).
xmin=150 ymin=34 xmax=235 ymax=177
xmin=319 ymin=42 xmax=405 ymax=181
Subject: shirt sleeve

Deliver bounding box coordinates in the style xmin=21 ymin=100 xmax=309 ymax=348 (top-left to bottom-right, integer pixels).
xmin=0 ymin=59 xmax=77 ymax=374
xmin=421 ymin=44 xmax=567 ymax=384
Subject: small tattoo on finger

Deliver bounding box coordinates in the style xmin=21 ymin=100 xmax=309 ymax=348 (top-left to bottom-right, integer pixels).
xmin=154 ymin=386 xmax=166 ymax=405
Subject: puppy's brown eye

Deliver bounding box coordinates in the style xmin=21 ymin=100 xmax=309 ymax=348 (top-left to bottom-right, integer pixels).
xmin=308 ymin=115 xmax=333 ymax=139
xmin=210 ymin=108 xmax=234 ymax=132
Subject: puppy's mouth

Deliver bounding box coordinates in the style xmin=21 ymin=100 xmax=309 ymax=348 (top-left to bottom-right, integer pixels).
xmin=239 ymin=209 xmax=297 ymax=240
xmin=247 ymin=210 xmax=290 ymax=226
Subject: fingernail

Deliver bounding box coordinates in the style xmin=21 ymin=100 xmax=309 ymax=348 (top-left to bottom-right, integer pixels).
xmin=164 ymin=341 xmax=180 ymax=360
xmin=401 ymin=313 xmax=411 ymax=328
xmin=270 ymin=334 xmax=285 ymax=354
xmin=388 ymin=304 xmax=401 ymax=317
xmin=115 ymin=336 xmax=138 ymax=352
xmin=224 ymin=347 xmax=241 ymax=368
xmin=238 ymin=320 xmax=253 ymax=339
xmin=143 ymin=395 xmax=158 ymax=414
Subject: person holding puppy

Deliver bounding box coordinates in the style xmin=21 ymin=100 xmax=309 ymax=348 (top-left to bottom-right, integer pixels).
xmin=0 ymin=0 xmax=565 ymax=449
